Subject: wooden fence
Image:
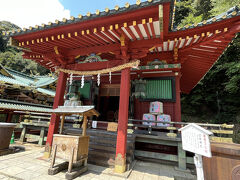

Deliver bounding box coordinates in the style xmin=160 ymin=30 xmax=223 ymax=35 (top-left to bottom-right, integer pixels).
xmin=128 ymin=119 xmax=234 ymax=143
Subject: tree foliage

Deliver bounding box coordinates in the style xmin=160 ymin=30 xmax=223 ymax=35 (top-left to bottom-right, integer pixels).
xmin=175 ymin=0 xmax=240 ymax=123
xmin=211 ymin=0 xmax=240 ymax=16
xmin=175 ymin=0 xmax=213 ymax=27
xmin=0 ymin=51 xmax=49 ymax=75
xmin=0 ymin=21 xmax=49 ymax=75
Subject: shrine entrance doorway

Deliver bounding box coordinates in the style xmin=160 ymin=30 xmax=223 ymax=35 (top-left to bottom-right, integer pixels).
xmin=97 ymin=84 xmax=120 ymax=122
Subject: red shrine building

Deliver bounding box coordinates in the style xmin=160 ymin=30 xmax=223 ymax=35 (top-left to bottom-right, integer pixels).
xmin=5 ymin=0 xmax=240 ymax=173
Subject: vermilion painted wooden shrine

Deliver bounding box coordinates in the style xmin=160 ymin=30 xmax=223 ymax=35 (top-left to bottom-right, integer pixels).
xmin=5 ymin=0 xmax=240 ymax=173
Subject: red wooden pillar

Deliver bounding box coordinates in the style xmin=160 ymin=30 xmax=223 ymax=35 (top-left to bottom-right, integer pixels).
xmin=175 ymin=72 xmax=181 ymax=122
xmin=115 ymin=68 xmax=130 ymax=173
xmin=45 ymin=71 xmax=67 ymax=157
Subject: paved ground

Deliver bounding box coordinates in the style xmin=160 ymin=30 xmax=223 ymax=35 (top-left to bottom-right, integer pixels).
xmin=0 ymin=143 xmax=196 ymax=180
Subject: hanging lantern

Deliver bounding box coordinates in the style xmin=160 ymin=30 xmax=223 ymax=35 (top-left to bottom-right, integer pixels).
xmin=132 ymin=79 xmax=147 ymax=98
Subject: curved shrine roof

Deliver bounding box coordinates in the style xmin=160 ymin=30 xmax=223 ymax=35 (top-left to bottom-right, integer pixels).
xmin=0 ymin=63 xmax=56 ymax=96
xmin=3 ymin=0 xmax=240 ymax=93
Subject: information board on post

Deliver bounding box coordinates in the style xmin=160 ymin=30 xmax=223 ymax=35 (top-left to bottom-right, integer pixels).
xmin=180 ymin=123 xmax=212 ymax=157
xmin=179 ymin=123 xmax=213 ymax=180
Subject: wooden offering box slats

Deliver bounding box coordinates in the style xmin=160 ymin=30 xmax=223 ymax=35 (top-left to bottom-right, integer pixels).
xmin=52 ymin=134 xmax=89 ymax=163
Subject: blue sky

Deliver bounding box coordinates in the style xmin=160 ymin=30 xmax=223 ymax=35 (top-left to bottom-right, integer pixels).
xmin=60 ymin=0 xmax=143 ymax=17
xmin=1 ymin=0 xmax=148 ymax=28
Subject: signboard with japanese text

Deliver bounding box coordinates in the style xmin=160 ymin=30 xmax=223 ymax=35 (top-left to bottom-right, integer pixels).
xmin=179 ymin=123 xmax=213 ymax=158
xmin=107 ymin=122 xmax=118 ymax=132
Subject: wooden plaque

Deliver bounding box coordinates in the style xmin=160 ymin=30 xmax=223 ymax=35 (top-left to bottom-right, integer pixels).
xmin=107 ymin=122 xmax=118 ymax=132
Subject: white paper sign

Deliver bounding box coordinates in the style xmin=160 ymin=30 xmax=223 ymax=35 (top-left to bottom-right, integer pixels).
xmin=92 ymin=121 xmax=97 ymax=128
xmin=179 ymin=123 xmax=212 ymax=157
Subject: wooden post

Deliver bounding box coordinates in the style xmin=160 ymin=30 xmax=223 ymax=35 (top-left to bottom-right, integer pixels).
xmin=6 ymin=112 xmax=13 ymax=123
xmin=115 ymin=68 xmax=130 ymax=173
xmin=38 ymin=127 xmax=46 ymax=146
xmin=45 ymin=71 xmax=67 ymax=158
xmin=178 ymin=142 xmax=187 ymax=170
xmin=175 ymin=72 xmax=181 ymax=122
xmin=82 ymin=115 xmax=87 ymax=136
xmin=19 ymin=125 xmax=27 ymax=143
xmin=59 ymin=114 xmax=65 ymax=134
xmin=68 ymin=148 xmax=75 ymax=173
xmin=50 ymin=145 xmax=57 ymax=168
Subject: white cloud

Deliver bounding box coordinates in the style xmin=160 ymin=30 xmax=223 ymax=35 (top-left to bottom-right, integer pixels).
xmin=0 ymin=0 xmax=70 ymax=29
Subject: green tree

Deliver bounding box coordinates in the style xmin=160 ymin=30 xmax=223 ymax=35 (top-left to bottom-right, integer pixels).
xmin=0 ymin=21 xmax=49 ymax=75
xmin=0 ymin=21 xmax=20 ymax=52
xmin=211 ymin=0 xmax=240 ymax=16
xmin=175 ymin=0 xmax=213 ymax=27
xmin=175 ymin=0 xmax=240 ymax=124
xmin=0 ymin=51 xmax=49 ymax=75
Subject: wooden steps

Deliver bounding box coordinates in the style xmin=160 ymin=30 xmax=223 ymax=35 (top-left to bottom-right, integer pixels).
xmin=65 ymin=128 xmax=135 ymax=170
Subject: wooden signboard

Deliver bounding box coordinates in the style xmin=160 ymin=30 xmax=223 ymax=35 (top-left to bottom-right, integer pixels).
xmin=179 ymin=123 xmax=213 ymax=180
xmin=107 ymin=122 xmax=118 ymax=132
xmin=179 ymin=123 xmax=212 ymax=158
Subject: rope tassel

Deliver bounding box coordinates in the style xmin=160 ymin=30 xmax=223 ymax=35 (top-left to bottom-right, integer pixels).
xmin=97 ymin=74 xmax=100 ymax=86
xmin=69 ymin=73 xmax=73 ymax=85
xmin=81 ymin=75 xmax=84 ymax=88
xmin=109 ymin=71 xmax=111 ymax=84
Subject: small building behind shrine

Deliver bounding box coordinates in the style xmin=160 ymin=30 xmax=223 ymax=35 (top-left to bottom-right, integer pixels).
xmin=0 ymin=63 xmax=57 ymax=123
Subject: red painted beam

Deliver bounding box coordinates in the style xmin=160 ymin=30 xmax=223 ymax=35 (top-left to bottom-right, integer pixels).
xmin=75 ymin=34 xmax=96 ymax=46
xmin=44 ymin=36 xmax=72 ymax=49
xmin=58 ymin=35 xmax=84 ymax=48
xmin=66 ymin=60 xmax=123 ymax=71
xmin=101 ymin=29 xmax=119 ymax=42
xmin=174 ymin=73 xmax=181 ymax=122
xmin=86 ymin=31 xmax=107 ymax=45
xmin=142 ymin=22 xmax=151 ymax=39
xmin=182 ymin=50 xmax=221 ymax=58
xmin=116 ymin=27 xmax=130 ymax=41
xmin=149 ymin=20 xmax=156 ymax=38
xmin=205 ymin=42 xmax=229 ymax=48
xmin=141 ymin=51 xmax=174 ymax=62
xmin=192 ymin=46 xmax=225 ymax=53
xmin=109 ymin=28 xmax=121 ymax=40
xmin=24 ymin=43 xmax=52 ymax=53
xmin=179 ymin=28 xmax=234 ymax=53
xmin=181 ymin=38 xmax=189 ymax=49
xmin=71 ymin=33 xmax=93 ymax=47
xmin=123 ymin=26 xmax=136 ymax=41
xmin=67 ymin=33 xmax=89 ymax=47
xmin=132 ymin=23 xmax=144 ymax=40
xmin=163 ymin=2 xmax=171 ymax=38
xmin=64 ymin=43 xmax=120 ymax=58
xmin=94 ymin=31 xmax=111 ymax=43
